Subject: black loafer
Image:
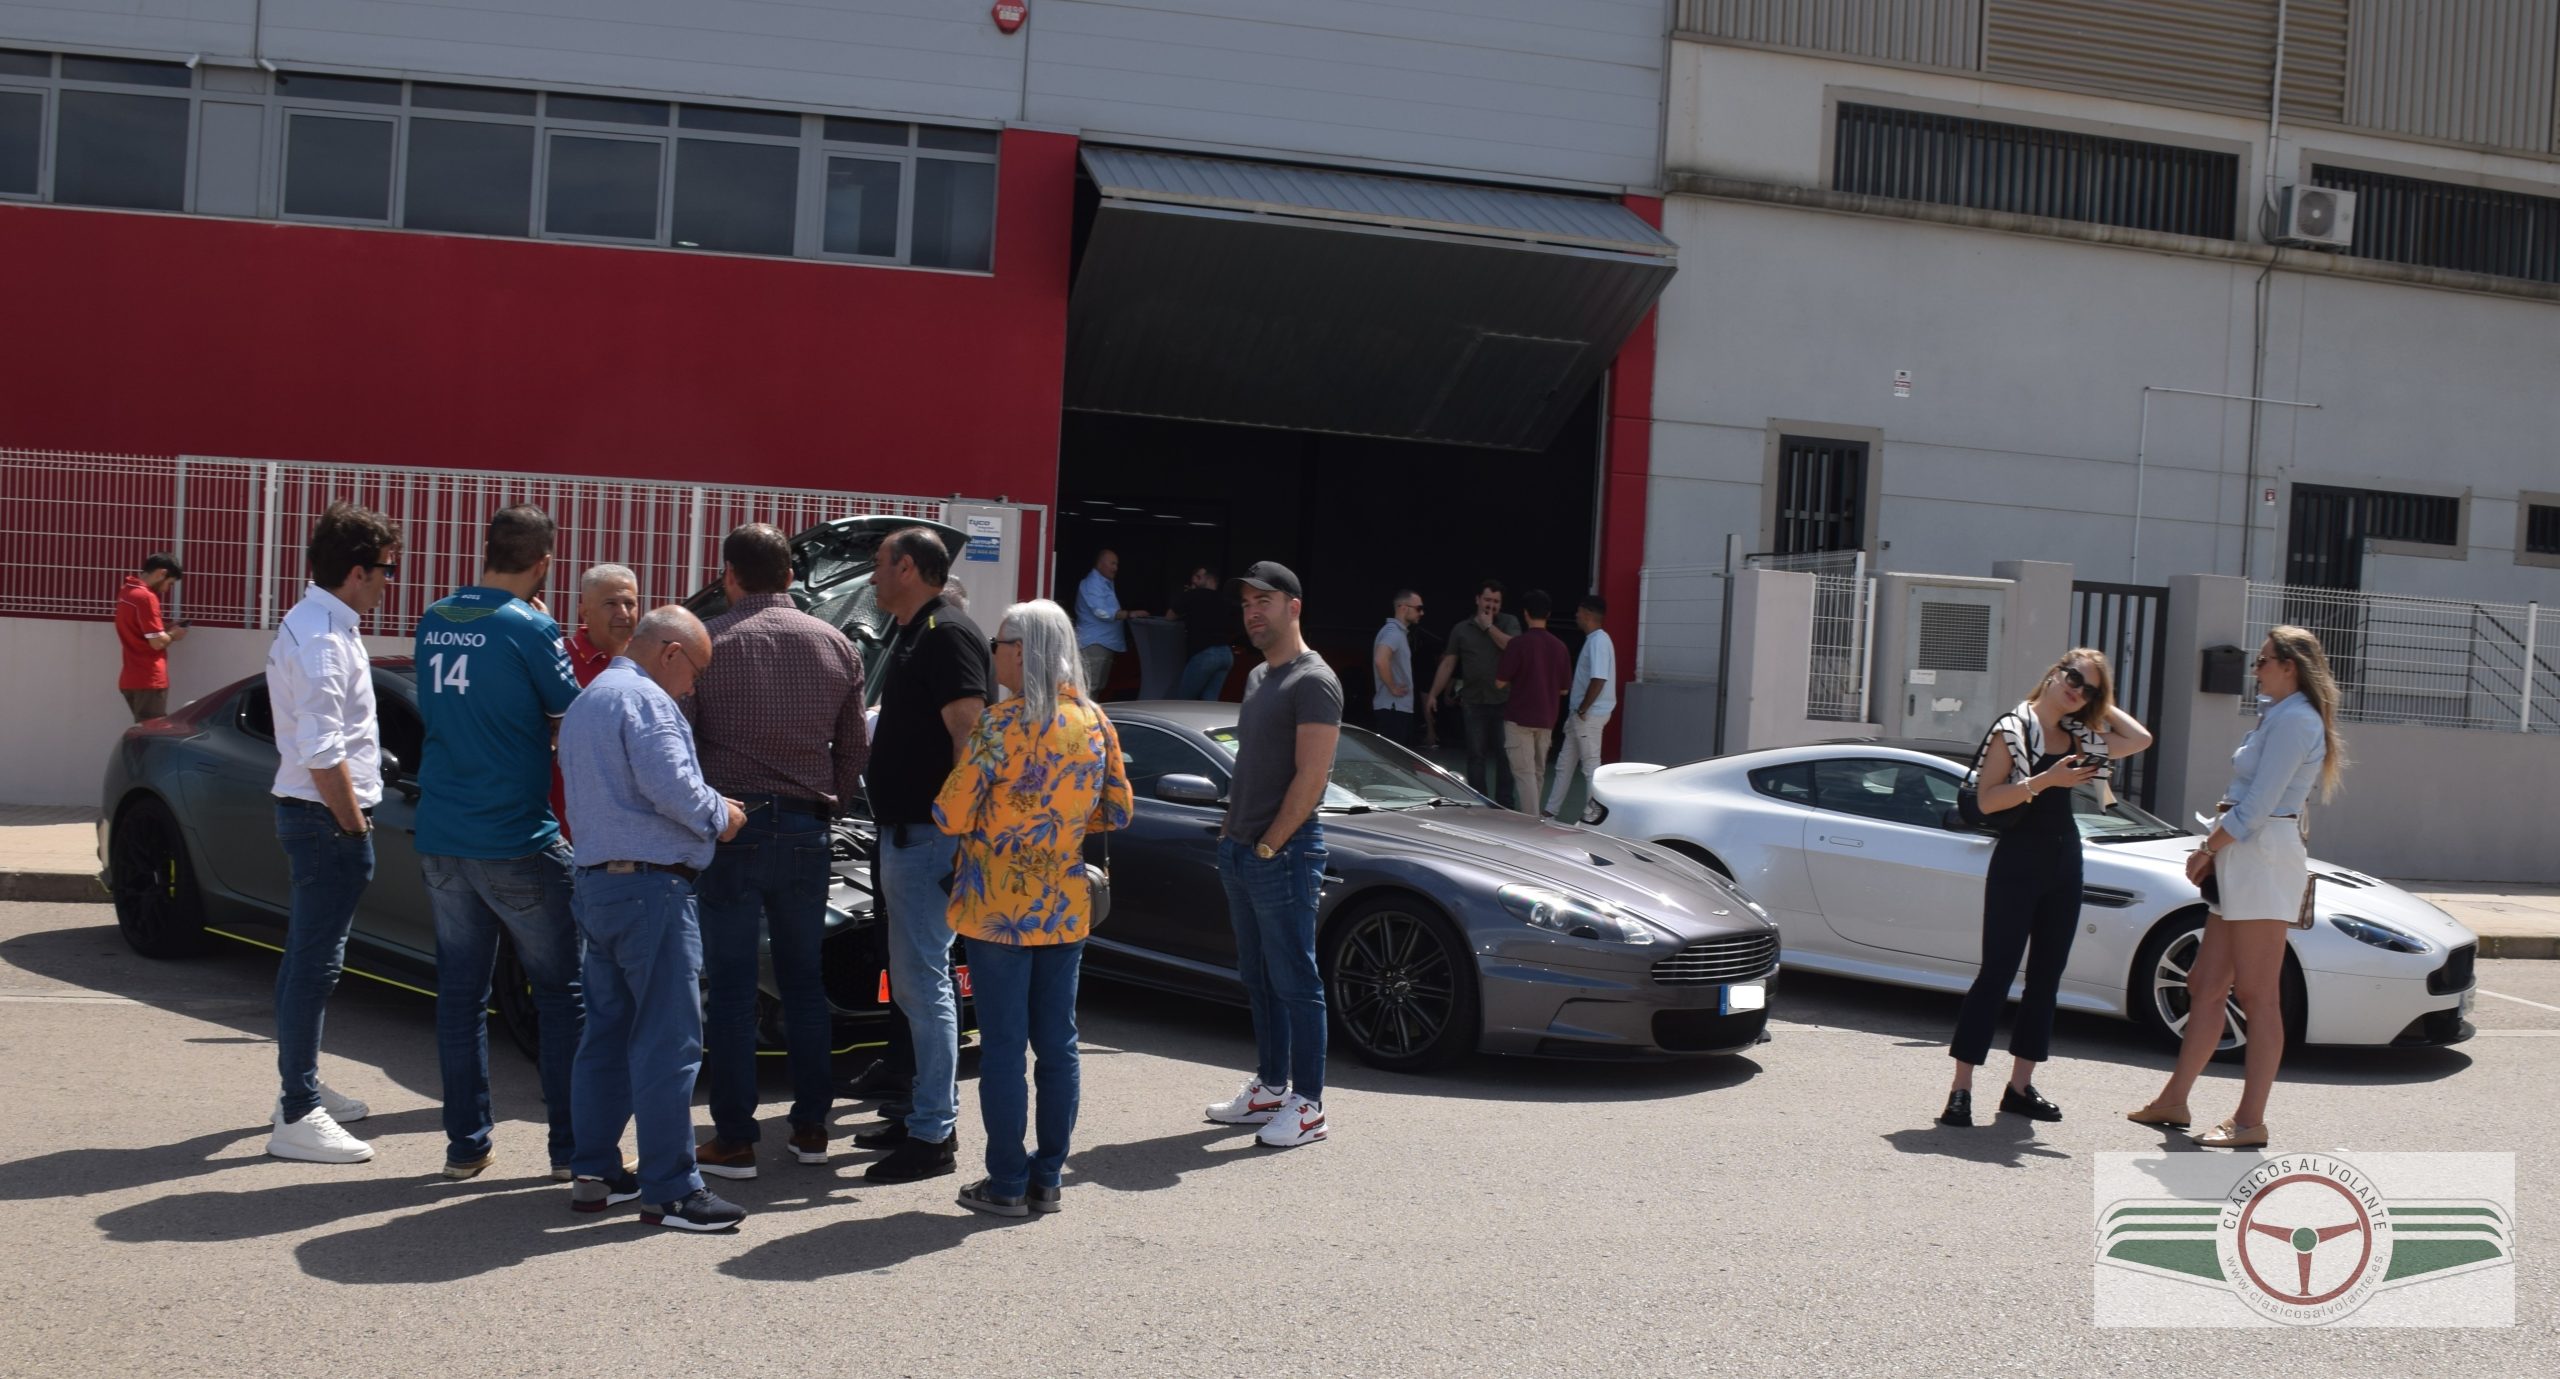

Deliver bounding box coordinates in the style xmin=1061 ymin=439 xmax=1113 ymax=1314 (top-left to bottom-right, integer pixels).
xmin=2001 ymin=1085 xmax=2063 ymax=1122
xmin=1937 ymin=1089 xmax=1972 ymax=1128
xmin=852 ymin=1119 xmax=910 ymax=1150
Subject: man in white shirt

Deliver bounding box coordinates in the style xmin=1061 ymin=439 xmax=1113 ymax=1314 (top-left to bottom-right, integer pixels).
xmin=1543 ymin=594 xmax=1618 ymax=823
xmin=263 ymin=502 xmax=403 ymax=1164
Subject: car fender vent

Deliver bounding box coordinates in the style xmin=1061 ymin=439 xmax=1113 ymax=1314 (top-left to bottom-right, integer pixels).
xmin=2081 ymin=884 xmax=2139 ymax=909
xmin=1916 ymin=601 xmax=1992 ymax=672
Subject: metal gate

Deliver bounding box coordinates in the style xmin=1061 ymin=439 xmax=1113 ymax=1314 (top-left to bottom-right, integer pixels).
xmin=2071 ymin=580 xmax=2170 ymax=810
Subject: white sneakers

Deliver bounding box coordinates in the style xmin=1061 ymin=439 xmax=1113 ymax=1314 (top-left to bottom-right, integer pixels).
xmin=266 ymin=1101 xmax=374 ymax=1164
xmin=1205 ymin=1078 xmax=1287 ymax=1125
xmin=316 ymin=1083 xmax=369 ymax=1124
xmin=1255 ymin=1092 xmax=1327 ymax=1149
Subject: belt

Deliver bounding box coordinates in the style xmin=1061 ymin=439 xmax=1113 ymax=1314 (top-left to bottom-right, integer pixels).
xmin=736 ymin=793 xmax=831 ymax=819
xmin=275 ymin=796 xmax=374 ymax=816
xmin=586 ymin=860 xmax=700 ymax=882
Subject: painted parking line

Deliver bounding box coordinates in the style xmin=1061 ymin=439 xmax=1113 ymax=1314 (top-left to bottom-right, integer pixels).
xmin=2477 ymin=988 xmax=2560 ymax=1014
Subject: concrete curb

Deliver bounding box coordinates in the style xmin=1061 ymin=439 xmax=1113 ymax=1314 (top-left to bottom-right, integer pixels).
xmin=2477 ymin=934 xmax=2560 ymax=961
xmin=0 ymin=871 xmax=108 ymax=903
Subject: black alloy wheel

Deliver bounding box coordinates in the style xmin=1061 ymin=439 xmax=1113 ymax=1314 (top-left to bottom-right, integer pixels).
xmin=1324 ymin=900 xmax=1479 ymax=1073
xmin=109 ymin=796 xmax=210 ymax=958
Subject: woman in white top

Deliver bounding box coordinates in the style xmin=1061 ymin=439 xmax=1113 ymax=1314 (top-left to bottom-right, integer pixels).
xmin=2129 ymin=625 xmax=2347 ymax=1149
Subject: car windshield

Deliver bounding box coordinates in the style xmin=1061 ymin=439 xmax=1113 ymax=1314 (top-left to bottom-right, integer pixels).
xmin=1203 ymin=724 xmax=1488 ymax=811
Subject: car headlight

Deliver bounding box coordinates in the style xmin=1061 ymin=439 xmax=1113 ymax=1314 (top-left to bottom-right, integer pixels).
xmin=2328 ymin=914 xmax=2428 ymax=954
xmin=1498 ymin=884 xmax=1658 ymax=945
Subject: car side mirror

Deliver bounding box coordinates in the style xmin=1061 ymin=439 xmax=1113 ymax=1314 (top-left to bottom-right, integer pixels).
xmin=1157 ymin=773 xmax=1223 ymax=806
xmin=382 ymin=751 xmax=420 ymax=800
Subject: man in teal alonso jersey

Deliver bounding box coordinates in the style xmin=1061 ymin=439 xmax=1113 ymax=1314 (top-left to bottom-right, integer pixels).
xmin=413 ymin=505 xmax=587 ymax=1181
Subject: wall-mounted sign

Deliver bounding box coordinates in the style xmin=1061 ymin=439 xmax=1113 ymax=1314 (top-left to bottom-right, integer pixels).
xmin=993 ymin=1 xmax=1026 ymax=33
xmin=1893 ymin=369 xmax=1913 ymax=399
xmin=964 ymin=514 xmax=1003 ymax=563
xmin=2263 ymin=486 xmax=2278 ymax=506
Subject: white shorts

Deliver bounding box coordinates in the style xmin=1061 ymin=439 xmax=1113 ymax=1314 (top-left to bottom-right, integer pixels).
xmin=2216 ymin=817 xmax=2308 ymax=923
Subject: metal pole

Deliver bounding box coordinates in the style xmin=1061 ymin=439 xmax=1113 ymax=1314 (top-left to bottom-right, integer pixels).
xmin=1853 ymin=549 xmax=1875 ymax=724
xmin=257 ymin=461 xmax=280 ymax=629
xmin=2524 ymin=601 xmax=2540 ymax=732
xmin=2132 ymin=390 xmax=2151 ymax=583
xmin=686 ymin=486 xmax=705 ymax=590
xmin=171 ymin=457 xmax=187 ymax=623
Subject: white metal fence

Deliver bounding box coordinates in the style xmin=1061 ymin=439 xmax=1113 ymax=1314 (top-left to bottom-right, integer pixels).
xmin=2247 ymin=582 xmax=2558 ymax=732
xmin=1 ymin=447 xmax=954 ymax=633
xmin=1746 ymin=549 xmax=1874 ymax=722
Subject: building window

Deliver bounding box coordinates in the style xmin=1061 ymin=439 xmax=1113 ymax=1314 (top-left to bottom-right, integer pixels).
xmin=1 ymin=46 xmax=1000 ymax=271
xmin=1769 ymin=433 xmax=1872 ymax=556
xmin=2286 ymin=484 xmax=2464 ymax=589
xmin=2310 ymin=164 xmax=2560 ymax=286
xmin=1833 ymin=102 xmax=2239 ymax=241
xmin=2520 ymin=494 xmax=2560 ymax=570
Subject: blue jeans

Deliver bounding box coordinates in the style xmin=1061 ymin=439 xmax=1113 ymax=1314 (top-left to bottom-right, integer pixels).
xmin=697 ymin=806 xmax=834 ymax=1144
xmin=425 ymin=843 xmax=583 ymax=1168
xmin=273 ymin=800 xmax=374 ymax=1122
xmin=964 ymin=938 xmax=1081 ymax=1196
xmin=1173 ymin=646 xmax=1234 ymax=700
xmin=1218 ymin=826 xmax=1328 ymax=1103
xmin=570 ymin=867 xmax=705 ymax=1204
xmin=878 ymin=823 xmax=962 ymax=1143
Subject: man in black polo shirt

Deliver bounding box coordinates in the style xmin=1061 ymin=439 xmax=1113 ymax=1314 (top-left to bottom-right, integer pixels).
xmin=859 ymin=527 xmax=992 ymax=1183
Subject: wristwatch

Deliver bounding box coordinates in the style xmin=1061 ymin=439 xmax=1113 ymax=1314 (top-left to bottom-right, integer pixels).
xmin=1255 ymin=842 xmax=1277 ymax=860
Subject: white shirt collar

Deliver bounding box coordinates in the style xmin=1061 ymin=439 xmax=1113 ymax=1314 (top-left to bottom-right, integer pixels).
xmin=301 ymin=584 xmax=361 ymax=632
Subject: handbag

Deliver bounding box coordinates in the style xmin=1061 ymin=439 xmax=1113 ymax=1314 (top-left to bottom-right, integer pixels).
xmin=1079 ymin=831 xmax=1113 ymax=929
xmin=1956 ymin=716 xmax=2029 ymax=833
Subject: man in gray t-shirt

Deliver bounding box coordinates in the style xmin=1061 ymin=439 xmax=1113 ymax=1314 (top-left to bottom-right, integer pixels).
xmin=1205 ymin=560 xmax=1342 ymax=1151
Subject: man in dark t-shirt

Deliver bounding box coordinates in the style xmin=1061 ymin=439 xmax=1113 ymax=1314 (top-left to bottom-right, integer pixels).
xmin=1205 ymin=561 xmax=1342 ymax=1150
xmin=860 ymin=527 xmax=992 ymax=1185
xmin=1495 ymin=589 xmax=1572 ymax=820
xmin=1168 ymin=566 xmax=1240 ymax=700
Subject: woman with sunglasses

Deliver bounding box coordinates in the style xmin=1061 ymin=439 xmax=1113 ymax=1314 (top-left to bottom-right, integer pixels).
xmin=1940 ymin=649 xmax=2154 ymax=1128
xmin=2129 ymin=625 xmax=2346 ymax=1149
xmin=933 ymin=598 xmax=1131 ymax=1218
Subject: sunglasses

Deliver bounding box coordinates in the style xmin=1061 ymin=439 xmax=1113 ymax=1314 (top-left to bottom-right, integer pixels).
xmin=2056 ymin=666 xmax=2093 ymax=693
xmin=2253 ymin=654 xmax=2288 ymax=669
xmin=990 ymin=636 xmax=1021 ymax=652
xmin=363 ymin=561 xmax=401 ymax=579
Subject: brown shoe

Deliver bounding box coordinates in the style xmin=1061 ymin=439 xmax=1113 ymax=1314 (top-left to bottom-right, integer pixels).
xmin=788 ymin=1124 xmax=829 ymax=1166
xmin=2195 ymin=1120 xmax=2268 ymax=1149
xmin=695 ymin=1136 xmax=759 ymax=1180
xmin=2125 ymin=1102 xmax=2191 ymax=1128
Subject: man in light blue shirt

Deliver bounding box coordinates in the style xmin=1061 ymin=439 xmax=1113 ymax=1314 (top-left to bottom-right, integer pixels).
xmin=415 ymin=505 xmax=587 ymax=1182
xmin=557 ymin=606 xmax=749 ymax=1232
xmin=1073 ymin=548 xmax=1146 ymax=696
xmin=1543 ymin=594 xmax=1619 ymax=821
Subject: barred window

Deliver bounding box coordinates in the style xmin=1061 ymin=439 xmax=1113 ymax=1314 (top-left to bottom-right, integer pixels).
xmin=2311 ymin=164 xmax=2560 ymax=286
xmin=1834 ymin=103 xmax=2238 ymax=240
xmin=2527 ymin=503 xmax=2560 ymax=556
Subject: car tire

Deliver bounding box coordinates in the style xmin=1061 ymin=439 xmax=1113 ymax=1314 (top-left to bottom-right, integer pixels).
xmin=108 ymin=795 xmax=212 ymax=959
xmin=2129 ymin=913 xmax=2308 ymax=1061
xmin=1323 ymin=897 xmax=1479 ymax=1073
xmin=492 ymin=938 xmax=540 ymax=1062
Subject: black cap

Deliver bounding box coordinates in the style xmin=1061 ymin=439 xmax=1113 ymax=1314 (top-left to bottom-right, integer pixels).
xmin=1238 ymin=561 xmax=1302 ymax=599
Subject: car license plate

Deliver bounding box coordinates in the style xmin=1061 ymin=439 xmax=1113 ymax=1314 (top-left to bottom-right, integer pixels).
xmin=1721 ymin=981 xmax=1767 ymax=1015
xmin=878 ymin=966 xmax=973 ymax=1004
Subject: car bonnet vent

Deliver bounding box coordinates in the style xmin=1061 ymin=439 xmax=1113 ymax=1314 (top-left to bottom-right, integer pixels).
xmin=1588 ymin=853 xmax=1613 ymax=866
xmin=1917 ymin=601 xmax=1992 ymax=672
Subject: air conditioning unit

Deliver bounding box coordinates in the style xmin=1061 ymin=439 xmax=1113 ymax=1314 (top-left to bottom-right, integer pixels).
xmin=2277 ymin=185 xmax=2357 ymax=248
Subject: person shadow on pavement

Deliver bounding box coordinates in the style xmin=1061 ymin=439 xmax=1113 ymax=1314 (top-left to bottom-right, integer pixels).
xmin=8 ymin=1107 xmax=443 ymax=1203
xmin=1879 ymin=1119 xmax=2072 ymax=1168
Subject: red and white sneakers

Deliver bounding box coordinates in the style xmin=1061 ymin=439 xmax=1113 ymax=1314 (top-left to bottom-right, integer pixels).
xmin=1205 ymin=1078 xmax=1287 ymax=1125
xmin=1255 ymin=1092 xmax=1327 ymax=1148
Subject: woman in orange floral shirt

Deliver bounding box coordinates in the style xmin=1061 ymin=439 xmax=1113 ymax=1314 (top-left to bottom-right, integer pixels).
xmin=934 ymin=598 xmax=1131 ymax=1218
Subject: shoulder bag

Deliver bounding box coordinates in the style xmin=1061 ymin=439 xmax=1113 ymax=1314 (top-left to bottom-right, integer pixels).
xmin=1956 ymin=715 xmax=2029 ymax=833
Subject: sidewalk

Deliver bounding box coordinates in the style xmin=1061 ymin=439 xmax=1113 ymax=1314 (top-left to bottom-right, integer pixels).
xmin=6 ymin=802 xmax=2555 ymax=956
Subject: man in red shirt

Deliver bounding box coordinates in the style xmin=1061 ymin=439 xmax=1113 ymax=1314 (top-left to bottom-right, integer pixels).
xmin=1494 ymin=589 xmax=1571 ymax=818
xmin=115 ymin=553 xmax=189 ymax=722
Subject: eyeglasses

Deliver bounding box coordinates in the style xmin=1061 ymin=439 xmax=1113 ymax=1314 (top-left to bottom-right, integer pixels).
xmin=990 ymin=636 xmax=1021 ymax=651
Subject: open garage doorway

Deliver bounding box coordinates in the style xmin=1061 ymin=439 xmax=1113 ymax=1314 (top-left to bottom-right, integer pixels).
xmin=1055 ymin=389 xmax=1603 ymax=728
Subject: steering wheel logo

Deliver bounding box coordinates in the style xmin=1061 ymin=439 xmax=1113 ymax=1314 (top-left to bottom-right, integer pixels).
xmin=2218 ymin=1166 xmax=2395 ymax=1324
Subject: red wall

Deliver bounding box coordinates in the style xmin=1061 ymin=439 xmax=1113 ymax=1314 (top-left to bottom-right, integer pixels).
xmin=1597 ymin=194 xmax=1663 ymax=759
xmin=0 ymin=129 xmax=1077 ymax=523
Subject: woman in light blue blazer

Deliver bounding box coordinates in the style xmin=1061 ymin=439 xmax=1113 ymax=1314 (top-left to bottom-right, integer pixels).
xmin=2128 ymin=624 xmax=2347 ymax=1149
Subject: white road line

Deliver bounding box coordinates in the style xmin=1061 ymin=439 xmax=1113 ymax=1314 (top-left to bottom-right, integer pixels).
xmin=0 ymin=991 xmax=136 ymax=1004
xmin=2477 ymin=988 xmax=2560 ymax=1014
xmin=2467 ymin=1029 xmax=2560 ymax=1038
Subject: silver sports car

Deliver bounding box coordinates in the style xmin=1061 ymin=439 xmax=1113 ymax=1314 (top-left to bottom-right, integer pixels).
xmin=1082 ymin=703 xmax=1783 ymax=1069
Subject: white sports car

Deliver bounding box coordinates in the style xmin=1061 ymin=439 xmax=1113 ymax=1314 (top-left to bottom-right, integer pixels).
xmin=1586 ymin=740 xmax=2478 ymax=1052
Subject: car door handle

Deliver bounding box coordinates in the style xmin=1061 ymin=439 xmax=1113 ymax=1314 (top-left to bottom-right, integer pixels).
xmin=1817 ymin=835 xmax=1865 ymax=849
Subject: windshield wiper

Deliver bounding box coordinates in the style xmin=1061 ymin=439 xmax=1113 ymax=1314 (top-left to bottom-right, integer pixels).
xmin=1317 ymin=803 xmax=1373 ymax=814
xmin=2087 ymin=828 xmax=2190 ymax=844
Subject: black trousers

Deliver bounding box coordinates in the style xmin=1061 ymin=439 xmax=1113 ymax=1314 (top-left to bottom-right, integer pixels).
xmin=1460 ymin=702 xmax=1516 ymax=808
xmin=1949 ymin=833 xmax=2083 ymax=1066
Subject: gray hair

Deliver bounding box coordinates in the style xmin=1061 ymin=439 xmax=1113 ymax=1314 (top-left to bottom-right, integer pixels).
xmin=942 ymin=575 xmax=968 ymax=613
xmin=580 ymin=562 xmax=638 ymax=597
xmin=998 ymin=598 xmax=1082 ymax=727
xmin=629 ymin=604 xmax=707 ymax=656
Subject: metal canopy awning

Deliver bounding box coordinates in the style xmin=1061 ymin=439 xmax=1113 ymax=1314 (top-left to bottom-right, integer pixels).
xmin=1067 ymin=147 xmax=1676 ymax=452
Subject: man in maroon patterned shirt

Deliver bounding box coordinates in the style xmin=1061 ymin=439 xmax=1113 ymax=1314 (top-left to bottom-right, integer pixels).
xmin=685 ymin=523 xmax=868 ymax=1178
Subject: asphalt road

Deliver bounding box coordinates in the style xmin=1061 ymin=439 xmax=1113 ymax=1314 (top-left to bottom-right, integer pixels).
xmin=2 ymin=899 xmax=2551 ymax=1377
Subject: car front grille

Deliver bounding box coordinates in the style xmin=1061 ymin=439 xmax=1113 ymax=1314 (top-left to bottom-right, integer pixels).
xmin=1651 ymin=932 xmax=1780 ymax=986
xmin=2428 ymin=942 xmax=2477 ymax=996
